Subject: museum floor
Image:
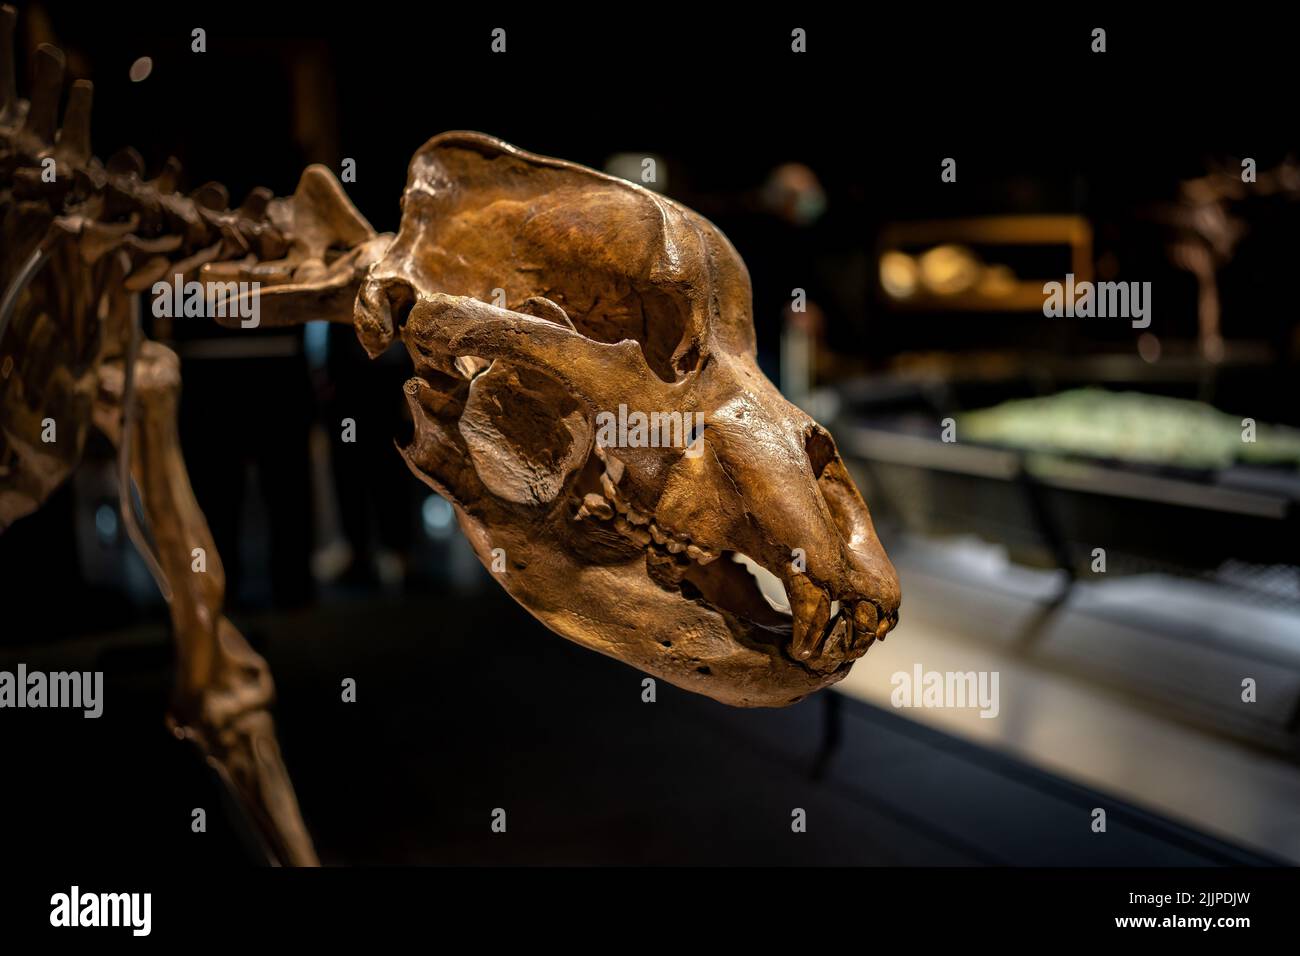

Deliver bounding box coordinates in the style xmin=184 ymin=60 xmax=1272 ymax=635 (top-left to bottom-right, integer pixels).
xmin=2 ymin=587 xmax=1279 ymax=866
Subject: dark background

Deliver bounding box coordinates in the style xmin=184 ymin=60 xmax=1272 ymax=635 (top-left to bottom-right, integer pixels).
xmin=1 ymin=4 xmax=1296 ymax=866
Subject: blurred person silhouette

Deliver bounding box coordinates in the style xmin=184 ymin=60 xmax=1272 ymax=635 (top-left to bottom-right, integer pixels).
xmin=317 ymin=322 xmax=415 ymax=591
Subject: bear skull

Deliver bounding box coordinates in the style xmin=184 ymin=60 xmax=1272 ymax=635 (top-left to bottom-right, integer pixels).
xmin=353 ymin=132 xmax=900 ymax=707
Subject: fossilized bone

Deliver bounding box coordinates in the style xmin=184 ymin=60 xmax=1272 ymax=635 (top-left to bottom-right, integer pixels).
xmin=0 ymin=9 xmax=381 ymax=866
xmin=1 ymin=6 xmax=900 ymax=863
xmin=352 ymin=133 xmax=900 ymax=709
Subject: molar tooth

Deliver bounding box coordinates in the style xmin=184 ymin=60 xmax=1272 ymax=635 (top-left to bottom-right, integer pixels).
xmin=613 ymin=515 xmax=650 ymax=546
xmin=649 ymin=525 xmax=668 ymax=545
xmin=646 ymin=548 xmax=688 ymax=584
xmin=686 ymin=544 xmax=718 ymax=565
xmin=582 ymin=493 xmax=613 ymax=521
xmin=626 ymin=508 xmax=650 ymax=526
xmin=665 ymin=539 xmax=685 ymax=554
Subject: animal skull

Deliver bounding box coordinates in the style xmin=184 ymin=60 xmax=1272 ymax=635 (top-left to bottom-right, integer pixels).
xmin=353 ymin=132 xmax=900 ymax=707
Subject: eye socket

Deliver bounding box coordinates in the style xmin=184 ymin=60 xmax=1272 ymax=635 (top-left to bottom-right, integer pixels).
xmin=559 ymin=289 xmax=695 ymax=384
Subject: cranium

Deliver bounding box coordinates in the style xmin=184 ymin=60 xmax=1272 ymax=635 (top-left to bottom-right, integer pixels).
xmin=354 ymin=132 xmax=900 ymax=707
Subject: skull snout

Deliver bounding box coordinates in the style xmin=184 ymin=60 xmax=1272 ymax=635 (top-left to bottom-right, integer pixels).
xmin=699 ymin=402 xmax=900 ymax=673
xmin=342 ymin=131 xmax=903 ymax=707
xmin=798 ymin=425 xmax=901 ymax=646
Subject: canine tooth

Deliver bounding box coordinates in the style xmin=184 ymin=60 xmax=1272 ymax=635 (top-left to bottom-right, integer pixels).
xmin=604 ymin=455 xmax=625 ymax=484
xmin=582 ymin=493 xmax=613 ymax=520
xmin=600 ymin=473 xmax=618 ymax=501
xmin=875 ymin=617 xmax=894 ymax=641
xmin=829 ymin=599 xmax=840 ymax=618
xmin=788 ymin=575 xmax=830 ymax=661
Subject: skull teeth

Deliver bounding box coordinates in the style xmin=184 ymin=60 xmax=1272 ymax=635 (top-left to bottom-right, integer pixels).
xmin=574 ymin=468 xmax=718 ymax=567
xmin=581 ymin=493 xmax=613 ymax=521
xmin=786 ymin=572 xmax=891 ymax=670
xmin=685 ymin=544 xmax=717 ymax=565
xmin=788 ymin=575 xmax=830 ymax=661
xmin=576 ymin=469 xmax=895 ymax=653
xmin=614 ymin=517 xmax=651 ymax=547
xmin=603 ymin=454 xmax=625 ymax=484
xmin=853 ymin=600 xmax=877 ymax=634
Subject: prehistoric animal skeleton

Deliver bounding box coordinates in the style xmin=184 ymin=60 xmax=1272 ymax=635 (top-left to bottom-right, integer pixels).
xmin=0 ymin=7 xmax=900 ymax=865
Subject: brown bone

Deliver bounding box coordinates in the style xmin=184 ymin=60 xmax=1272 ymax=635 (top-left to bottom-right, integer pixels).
xmin=359 ymin=132 xmax=900 ymax=707
xmin=1 ymin=4 xmax=901 ymax=862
